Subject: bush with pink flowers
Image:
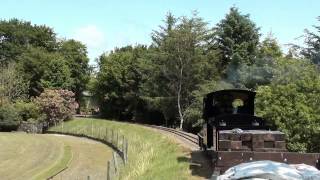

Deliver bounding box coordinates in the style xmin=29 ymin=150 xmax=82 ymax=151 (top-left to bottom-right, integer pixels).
xmin=34 ymin=89 xmax=78 ymax=126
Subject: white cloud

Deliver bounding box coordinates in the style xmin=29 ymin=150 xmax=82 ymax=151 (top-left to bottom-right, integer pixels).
xmin=72 ymin=25 xmax=106 ymax=49
xmin=71 ymin=25 xmax=107 ymax=64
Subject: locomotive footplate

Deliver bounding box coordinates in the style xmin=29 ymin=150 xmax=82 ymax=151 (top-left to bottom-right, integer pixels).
xmin=211 ymin=151 xmax=320 ymax=173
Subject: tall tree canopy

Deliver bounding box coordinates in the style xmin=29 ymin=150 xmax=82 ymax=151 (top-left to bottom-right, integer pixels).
xmin=95 ymin=45 xmax=147 ymax=120
xmin=18 ymin=47 xmax=72 ymax=96
xmin=88 ymin=9 xmax=320 ymax=153
xmin=149 ymin=12 xmax=219 ymax=128
xmin=213 ymin=7 xmax=260 ymax=71
xmin=258 ymin=33 xmax=282 ymax=58
xmin=0 ymin=19 xmax=90 ymax=110
xmin=0 ymin=19 xmax=56 ymax=63
xmin=301 ymin=16 xmax=320 ymax=65
xmin=58 ymin=39 xmax=91 ymax=109
xmin=0 ymin=62 xmax=29 ymax=105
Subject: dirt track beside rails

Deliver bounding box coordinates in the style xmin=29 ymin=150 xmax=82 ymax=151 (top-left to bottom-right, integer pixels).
xmin=142 ymin=125 xmax=213 ymax=180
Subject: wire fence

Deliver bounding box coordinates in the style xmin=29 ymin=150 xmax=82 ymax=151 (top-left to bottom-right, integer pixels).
xmin=47 ymin=125 xmax=129 ymax=180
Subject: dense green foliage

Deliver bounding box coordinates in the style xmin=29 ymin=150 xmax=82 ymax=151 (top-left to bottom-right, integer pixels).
xmin=59 ymin=40 xmax=91 ymax=109
xmin=1 ymin=7 xmax=320 ymax=152
xmin=0 ymin=19 xmax=90 ymax=98
xmin=18 ymin=47 xmax=73 ymax=96
xmin=14 ymin=100 xmax=46 ymax=123
xmin=0 ymin=19 xmax=56 ymax=63
xmin=149 ymin=12 xmax=219 ymax=128
xmin=95 ymin=46 xmax=147 ymax=120
xmin=0 ymin=89 xmax=78 ymax=131
xmin=0 ymin=62 xmax=29 ymax=104
xmin=93 ymin=8 xmax=263 ymax=130
xmin=0 ymin=19 xmax=90 ymax=131
xmin=258 ymin=34 xmax=282 ymax=59
xmin=0 ymin=103 xmax=20 ymax=131
xmin=0 ymin=100 xmax=45 ymax=131
xmin=213 ymin=7 xmax=260 ymax=70
xmin=301 ymin=16 xmax=320 ymax=65
xmin=256 ymin=59 xmax=320 ymax=152
xmin=92 ymin=8 xmax=320 ymax=152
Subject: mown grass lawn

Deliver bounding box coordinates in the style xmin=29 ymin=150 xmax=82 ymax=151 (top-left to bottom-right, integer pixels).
xmin=0 ymin=132 xmax=71 ymax=180
xmin=50 ymin=134 xmax=113 ymax=179
xmin=0 ymin=132 xmax=113 ymax=180
xmin=50 ymin=118 xmax=191 ymax=180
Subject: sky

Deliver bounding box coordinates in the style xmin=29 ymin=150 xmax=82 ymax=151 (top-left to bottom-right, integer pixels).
xmin=1 ymin=0 xmax=320 ymax=64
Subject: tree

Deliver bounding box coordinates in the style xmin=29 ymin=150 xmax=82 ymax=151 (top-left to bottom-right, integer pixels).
xmin=301 ymin=16 xmax=320 ymax=65
xmin=258 ymin=33 xmax=282 ymax=58
xmin=41 ymin=56 xmax=72 ymax=89
xmin=224 ymin=33 xmax=280 ymax=89
xmin=149 ymin=12 xmax=218 ymax=128
xmin=213 ymin=7 xmax=260 ymax=71
xmin=256 ymin=58 xmax=320 ymax=152
xmin=0 ymin=19 xmax=90 ymax=101
xmin=0 ymin=19 xmax=56 ymax=63
xmin=17 ymin=47 xmax=72 ymax=96
xmin=95 ymin=45 xmax=147 ymax=120
xmin=59 ymin=39 xmax=90 ymax=112
xmin=0 ymin=62 xmax=29 ymax=105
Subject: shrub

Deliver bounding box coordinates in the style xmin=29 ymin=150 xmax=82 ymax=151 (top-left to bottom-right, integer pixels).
xmin=0 ymin=103 xmax=20 ymax=131
xmin=14 ymin=101 xmax=46 ymax=123
xmin=34 ymin=89 xmax=78 ymax=126
xmin=0 ymin=62 xmax=29 ymax=105
xmin=256 ymin=59 xmax=320 ymax=152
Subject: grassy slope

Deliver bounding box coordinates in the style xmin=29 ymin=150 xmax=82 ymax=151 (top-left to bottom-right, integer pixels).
xmin=50 ymin=118 xmax=191 ymax=180
xmin=0 ymin=133 xmax=71 ymax=180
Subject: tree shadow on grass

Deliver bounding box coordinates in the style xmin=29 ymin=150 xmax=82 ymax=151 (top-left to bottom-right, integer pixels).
xmin=177 ymin=150 xmax=213 ymax=179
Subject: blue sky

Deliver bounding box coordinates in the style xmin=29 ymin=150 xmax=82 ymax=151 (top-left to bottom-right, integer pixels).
xmin=1 ymin=0 xmax=320 ymax=64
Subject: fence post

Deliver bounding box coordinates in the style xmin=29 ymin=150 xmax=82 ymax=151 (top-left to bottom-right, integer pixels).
xmin=91 ymin=119 xmax=93 ymax=136
xmin=122 ymin=135 xmax=125 ymax=160
xmin=111 ymin=129 xmax=114 ymax=145
xmin=116 ymin=131 xmax=119 ymax=148
xmin=125 ymin=140 xmax=128 ymax=164
xmin=113 ymin=152 xmax=118 ymax=175
xmin=107 ymin=161 xmax=111 ymax=180
xmin=104 ymin=128 xmax=108 ymax=142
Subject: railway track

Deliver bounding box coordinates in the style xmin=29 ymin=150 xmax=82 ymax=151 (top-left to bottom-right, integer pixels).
xmin=145 ymin=125 xmax=199 ymax=150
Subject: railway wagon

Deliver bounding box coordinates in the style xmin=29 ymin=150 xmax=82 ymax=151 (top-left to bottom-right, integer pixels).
xmin=198 ymin=89 xmax=320 ymax=174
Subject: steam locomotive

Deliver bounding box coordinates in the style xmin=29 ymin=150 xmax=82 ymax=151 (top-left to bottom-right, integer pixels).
xmin=198 ymin=89 xmax=320 ymax=173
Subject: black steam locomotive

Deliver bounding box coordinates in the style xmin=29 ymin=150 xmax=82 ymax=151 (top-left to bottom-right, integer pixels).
xmin=200 ymin=89 xmax=269 ymax=150
xmin=198 ymin=89 xmax=320 ymax=173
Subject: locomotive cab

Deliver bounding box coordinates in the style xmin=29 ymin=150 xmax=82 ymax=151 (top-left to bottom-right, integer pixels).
xmin=200 ymin=89 xmax=269 ymax=150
